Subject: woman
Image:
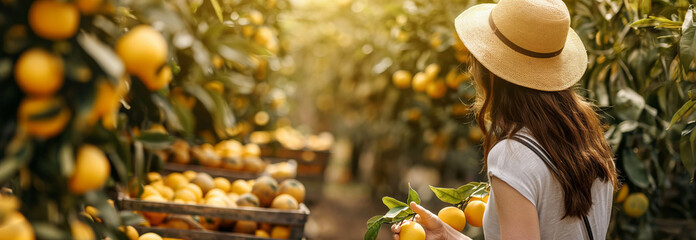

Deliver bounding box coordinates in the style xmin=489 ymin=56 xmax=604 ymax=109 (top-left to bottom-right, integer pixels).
xmin=391 ymin=0 xmax=619 ymax=239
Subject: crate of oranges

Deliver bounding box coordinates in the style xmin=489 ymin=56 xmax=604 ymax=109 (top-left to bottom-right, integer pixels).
xmin=157 ymin=139 xmax=298 ymax=181
xmin=118 ymin=171 xmax=309 ymax=239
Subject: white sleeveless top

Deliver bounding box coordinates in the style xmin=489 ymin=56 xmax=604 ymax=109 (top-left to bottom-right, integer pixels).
xmin=482 ymin=132 xmax=613 ymax=240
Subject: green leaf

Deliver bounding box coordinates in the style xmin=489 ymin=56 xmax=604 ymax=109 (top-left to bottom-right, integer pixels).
xmin=366 ymin=215 xmax=383 ymax=227
xmin=364 ymin=217 xmax=384 ymax=240
xmin=668 ymin=100 xmax=696 ymax=129
xmin=406 ymin=183 xmax=420 ymax=205
xmin=681 ymin=8 xmax=696 ymax=71
xmin=384 ymin=206 xmax=409 ymax=218
xmin=59 ymin=142 xmax=74 ymax=177
xmin=456 ymin=182 xmax=479 ymax=198
xmin=151 ymin=94 xmax=184 ymax=133
xmin=209 ymin=0 xmax=223 ymax=23
xmin=76 ymin=32 xmax=124 ymax=80
xmin=623 ymin=148 xmax=650 ymax=189
xmin=135 ymin=132 xmax=174 ymax=150
xmin=119 ymin=211 xmax=146 ymax=226
xmin=631 ymin=18 xmax=658 ymax=28
xmin=429 ymin=186 xmax=464 ymax=204
xmin=382 ymin=197 xmax=408 ymax=209
xmin=680 ymin=133 xmax=696 ymax=182
xmin=614 ymin=88 xmax=645 ymax=121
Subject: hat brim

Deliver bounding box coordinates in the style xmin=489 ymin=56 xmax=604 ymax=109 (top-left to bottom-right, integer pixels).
xmin=454 ymin=4 xmax=588 ymax=92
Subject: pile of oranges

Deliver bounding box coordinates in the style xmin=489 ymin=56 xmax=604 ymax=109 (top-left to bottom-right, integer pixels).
xmin=135 ymin=171 xmax=305 ymax=239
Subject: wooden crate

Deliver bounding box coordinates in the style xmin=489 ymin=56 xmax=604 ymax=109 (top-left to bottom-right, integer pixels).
xmin=118 ymin=196 xmax=309 ymax=240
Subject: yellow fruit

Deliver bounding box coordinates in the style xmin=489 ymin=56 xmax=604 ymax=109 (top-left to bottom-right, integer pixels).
xmin=227 ymin=193 xmax=240 ymax=202
xmin=400 ymin=221 xmax=425 ymax=240
xmin=278 ymin=179 xmax=305 ymax=203
xmin=249 ymin=10 xmax=264 ymax=25
xmin=164 ymin=219 xmax=190 ymax=230
xmin=430 ymin=33 xmax=442 ymax=49
xmin=222 ymin=156 xmax=244 ymax=171
xmin=468 ymin=127 xmax=483 ymax=143
xmin=116 ymin=25 xmax=168 ymax=78
xmin=182 ymin=170 xmax=196 ymax=181
xmin=231 ymin=179 xmax=252 ymax=195
xmin=171 ymin=140 xmax=191 ymax=164
xmin=71 ymin=220 xmax=94 ymax=240
xmin=139 ymin=66 xmax=172 ymax=91
xmin=213 ymin=177 xmax=231 ymax=192
xmin=255 ymin=229 xmax=270 ymax=237
xmin=424 ymin=63 xmax=441 ymax=81
xmin=139 ymin=232 xmax=163 ymax=240
xmin=615 ymin=186 xmax=629 ymax=203
xmin=76 ymin=0 xmax=103 ymax=14
xmin=124 ymin=225 xmax=139 ymax=240
xmin=426 ymin=80 xmax=447 ymax=99
xmin=205 ymin=197 xmax=227 ymax=207
xmin=174 ymin=188 xmax=197 ymax=203
xmin=252 ymin=176 xmax=278 ymax=207
xmin=254 ymin=111 xmax=270 ymax=126
xmin=85 ymin=206 xmax=101 ymax=222
xmin=233 ymin=220 xmax=257 ymax=234
xmin=14 ymin=48 xmax=64 ymax=96
xmin=18 ymin=97 xmax=71 ymax=139
xmin=271 ymin=194 xmax=299 ymax=210
xmin=236 ymin=193 xmax=260 ymax=207
xmin=438 ymin=206 xmax=466 ymax=232
xmin=212 ymin=55 xmax=224 ymax=69
xmin=205 ymin=188 xmax=227 ymax=200
xmin=69 ymin=144 xmax=111 ymax=194
xmin=186 ymin=183 xmax=203 ymax=201
xmin=271 ymin=225 xmax=291 ymax=239
xmin=0 ymin=212 xmax=34 ymax=240
xmin=147 ymin=172 xmax=162 ymax=183
xmin=411 ymin=72 xmax=429 ymax=92
xmin=243 ymin=144 xmax=261 ymax=157
xmin=464 ymin=200 xmax=486 ymax=227
xmin=242 ymin=25 xmax=255 ymax=38
xmin=164 ymin=173 xmax=189 ymax=190
xmin=151 ymin=185 xmax=174 ymax=200
xmin=392 ymin=70 xmax=412 ymax=89
xmin=192 ymin=173 xmax=215 ymax=194
xmin=243 ymin=157 xmax=265 ymax=173
xmin=28 ymin=1 xmax=79 ymax=40
xmin=0 ymin=195 xmax=20 ymax=214
xmin=623 ymin=193 xmax=649 ymax=218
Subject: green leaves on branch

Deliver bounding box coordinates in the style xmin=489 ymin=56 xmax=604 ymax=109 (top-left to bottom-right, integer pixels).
xmin=364 ymin=183 xmax=420 ymax=240
xmin=429 ymin=182 xmax=489 ymax=205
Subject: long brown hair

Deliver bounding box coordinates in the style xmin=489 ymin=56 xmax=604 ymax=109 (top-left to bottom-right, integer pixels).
xmin=470 ymin=58 xmax=619 ymax=219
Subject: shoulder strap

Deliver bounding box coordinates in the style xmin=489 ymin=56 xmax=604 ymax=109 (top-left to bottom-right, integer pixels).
xmin=507 ymin=135 xmax=594 ymax=240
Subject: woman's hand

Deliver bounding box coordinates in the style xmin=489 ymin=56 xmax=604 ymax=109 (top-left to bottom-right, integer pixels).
xmin=391 ymin=202 xmax=471 ymax=240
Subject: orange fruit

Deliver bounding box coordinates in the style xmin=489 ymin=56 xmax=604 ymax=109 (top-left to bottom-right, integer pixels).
xmin=173 ymin=188 xmax=197 ymax=203
xmin=71 ymin=220 xmax=94 ymax=240
xmin=399 ymin=221 xmax=425 ymax=240
xmin=438 ymin=206 xmax=466 ymax=232
xmin=277 ymin=179 xmax=305 ymax=203
xmin=411 ymin=72 xmax=429 ymax=92
xmin=28 ymin=1 xmax=80 ymax=40
xmin=213 ymin=177 xmax=231 ymax=192
xmin=138 ymin=232 xmax=163 ymax=240
xmin=231 ymin=179 xmax=252 ymax=195
xmin=623 ymin=193 xmax=648 ymax=218
xmin=233 ymin=220 xmax=257 ymax=234
xmin=116 ymin=25 xmax=168 ymax=78
xmin=392 ymin=70 xmax=412 ymax=89
xmin=76 ymin=0 xmax=103 ymax=14
xmin=14 ymin=48 xmax=64 ymax=96
xmin=426 ymin=80 xmax=447 ymax=99
xmin=0 ymin=212 xmax=34 ymax=240
xmin=124 ymin=225 xmax=138 ymax=240
xmin=270 ymin=225 xmax=291 ymax=239
xmin=424 ymin=63 xmax=441 ymax=81
xmin=464 ymin=200 xmax=486 ymax=227
xmin=255 ymin=229 xmax=270 ymax=237
xmin=252 ymin=176 xmax=278 ymax=207
xmin=17 ymin=96 xmax=71 ymax=139
xmin=236 ymin=193 xmax=260 ymax=207
xmin=271 ymin=194 xmax=299 ymax=210
xmin=139 ymin=66 xmax=172 ymax=91
xmin=69 ymin=144 xmax=111 ymax=194
xmin=164 ymin=173 xmax=189 ymax=190
xmin=615 ymin=185 xmax=629 ymax=203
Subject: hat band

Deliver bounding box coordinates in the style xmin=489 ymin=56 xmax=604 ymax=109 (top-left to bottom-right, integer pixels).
xmin=488 ymin=14 xmax=564 ymax=58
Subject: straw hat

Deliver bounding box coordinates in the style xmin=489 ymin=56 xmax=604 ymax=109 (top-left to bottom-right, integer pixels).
xmin=454 ymin=0 xmax=587 ymax=91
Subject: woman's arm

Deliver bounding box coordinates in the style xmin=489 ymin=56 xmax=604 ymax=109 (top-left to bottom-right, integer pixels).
xmin=491 ymin=176 xmax=541 ymax=240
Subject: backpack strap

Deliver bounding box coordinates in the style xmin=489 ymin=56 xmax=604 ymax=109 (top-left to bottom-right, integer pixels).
xmin=507 ymin=135 xmax=594 ymax=240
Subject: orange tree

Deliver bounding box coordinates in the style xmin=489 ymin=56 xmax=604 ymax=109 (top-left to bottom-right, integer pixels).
xmin=285 ymin=0 xmax=696 ymax=238
xmin=0 ymin=0 xmax=291 ymax=239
